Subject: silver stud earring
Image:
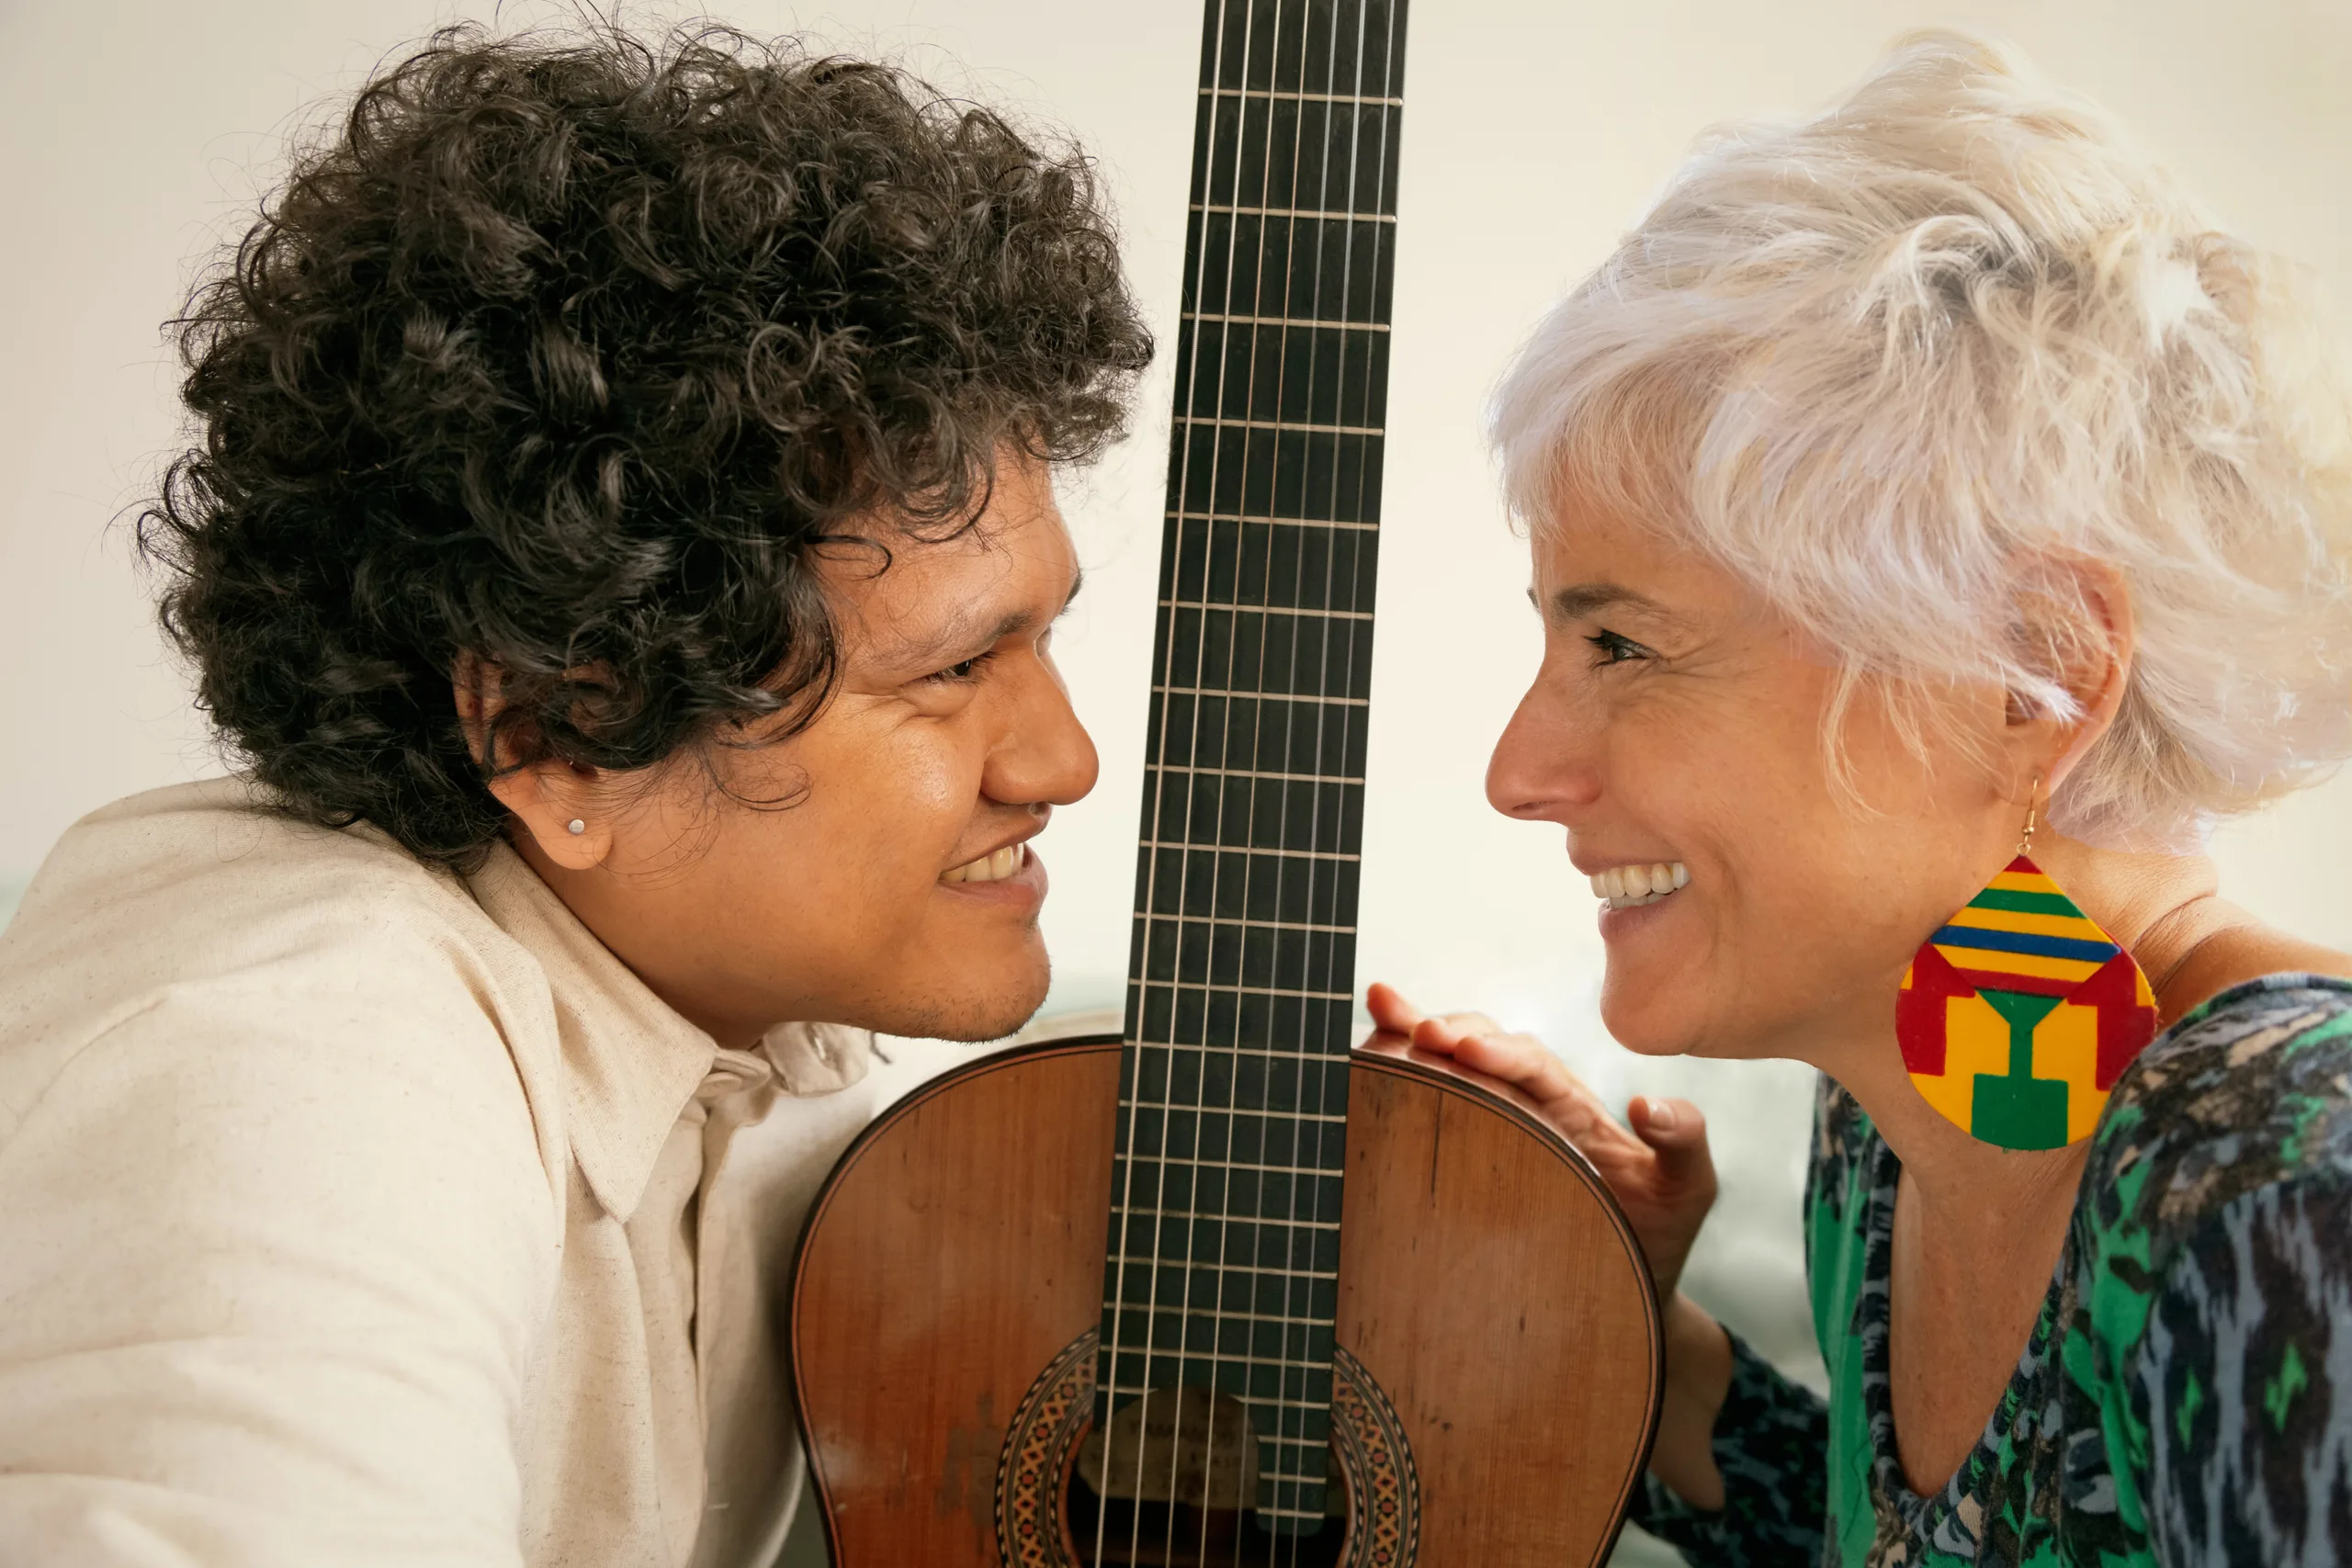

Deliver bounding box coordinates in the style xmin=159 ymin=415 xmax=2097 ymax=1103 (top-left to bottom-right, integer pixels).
xmin=566 ymin=818 xmax=586 ymax=836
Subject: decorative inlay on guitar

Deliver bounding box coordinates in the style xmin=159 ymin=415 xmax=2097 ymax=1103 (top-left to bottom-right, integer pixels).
xmin=790 ymin=3 xmax=1662 ymax=1562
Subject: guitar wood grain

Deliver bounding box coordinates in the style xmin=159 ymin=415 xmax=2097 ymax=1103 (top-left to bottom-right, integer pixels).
xmin=790 ymin=1037 xmax=1660 ymax=1565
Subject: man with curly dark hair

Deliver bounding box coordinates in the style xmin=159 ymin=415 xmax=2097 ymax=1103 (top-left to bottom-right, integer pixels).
xmin=0 ymin=22 xmax=1149 ymax=1566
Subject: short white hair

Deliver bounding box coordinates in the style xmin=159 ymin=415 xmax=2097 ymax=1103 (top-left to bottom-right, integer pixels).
xmin=1491 ymin=29 xmax=2352 ymax=850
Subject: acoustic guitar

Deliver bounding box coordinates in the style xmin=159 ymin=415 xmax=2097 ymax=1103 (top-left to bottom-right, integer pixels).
xmin=790 ymin=2 xmax=1662 ymax=1561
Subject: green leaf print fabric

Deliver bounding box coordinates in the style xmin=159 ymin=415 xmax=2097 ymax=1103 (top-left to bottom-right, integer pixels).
xmin=1630 ymin=975 xmax=2352 ymax=1567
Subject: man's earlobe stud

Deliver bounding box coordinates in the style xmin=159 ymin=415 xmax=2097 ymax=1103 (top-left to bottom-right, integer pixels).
xmin=567 ymin=818 xmax=586 ymax=836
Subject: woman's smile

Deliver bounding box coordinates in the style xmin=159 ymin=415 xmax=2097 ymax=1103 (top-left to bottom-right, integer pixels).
xmin=1588 ymin=860 xmax=1690 ymax=910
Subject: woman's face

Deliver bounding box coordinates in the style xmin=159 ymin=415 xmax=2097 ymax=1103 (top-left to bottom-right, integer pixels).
xmin=1486 ymin=495 xmax=2026 ymax=1063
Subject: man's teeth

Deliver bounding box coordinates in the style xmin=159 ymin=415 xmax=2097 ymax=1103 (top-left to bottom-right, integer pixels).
xmin=1588 ymin=861 xmax=1690 ymax=909
xmin=942 ymin=844 xmax=1026 ymax=885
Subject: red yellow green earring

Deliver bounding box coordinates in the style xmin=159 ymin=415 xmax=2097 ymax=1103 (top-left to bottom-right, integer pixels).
xmin=1896 ymin=778 xmax=2159 ymax=1150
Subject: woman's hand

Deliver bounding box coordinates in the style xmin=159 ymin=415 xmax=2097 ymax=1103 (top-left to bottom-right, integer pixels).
xmin=1363 ymin=982 xmax=1719 ymax=1300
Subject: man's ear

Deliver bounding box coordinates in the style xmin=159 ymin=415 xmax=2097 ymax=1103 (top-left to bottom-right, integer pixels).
xmin=2008 ymin=556 xmax=2136 ymax=797
xmin=452 ymin=653 xmax=616 ymax=872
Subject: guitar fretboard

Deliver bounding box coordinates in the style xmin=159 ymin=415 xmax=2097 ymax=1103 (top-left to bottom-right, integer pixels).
xmin=1095 ymin=0 xmax=1406 ymax=1534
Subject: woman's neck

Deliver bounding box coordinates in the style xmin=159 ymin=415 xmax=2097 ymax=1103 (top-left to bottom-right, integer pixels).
xmin=1826 ymin=834 xmax=2234 ymax=1217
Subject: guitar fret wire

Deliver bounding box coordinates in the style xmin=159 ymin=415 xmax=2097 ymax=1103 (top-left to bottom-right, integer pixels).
xmin=1165 ymin=508 xmax=1380 ymax=532
xmin=1134 ymin=912 xmax=1355 ymax=934
xmin=1104 ymin=1261 xmax=1338 ymax=1281
xmin=1172 ymin=413 xmax=1383 ymax=436
xmin=1122 ymin=1040 xmax=1353 ymax=1059
xmin=1114 ymin=1213 xmax=1343 ymax=1234
xmin=1192 ymin=201 xmax=1396 ymax=222
xmin=1113 ymin=1153 xmax=1343 ymax=1177
xmin=1159 ymin=598 xmax=1374 ymax=620
xmin=1099 ymin=1303 xmax=1335 ymax=1326
xmin=1148 ymin=762 xmax=1365 ymax=784
xmin=1198 ymin=85 xmax=1403 ymax=106
xmin=1117 ymin=1102 xmax=1350 ymax=1122
xmin=1139 ymin=840 xmax=1359 ymax=863
xmin=1154 ymin=683 xmax=1369 ymax=706
xmin=1133 ymin=984 xmax=1353 ymax=1005
xmin=1182 ymin=310 xmax=1389 ymax=332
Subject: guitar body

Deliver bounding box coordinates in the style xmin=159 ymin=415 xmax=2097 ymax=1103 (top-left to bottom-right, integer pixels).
xmin=790 ymin=1035 xmax=1661 ymax=1566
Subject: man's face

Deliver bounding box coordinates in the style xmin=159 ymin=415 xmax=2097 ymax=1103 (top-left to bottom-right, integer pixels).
xmin=525 ymin=456 xmax=1098 ymax=1044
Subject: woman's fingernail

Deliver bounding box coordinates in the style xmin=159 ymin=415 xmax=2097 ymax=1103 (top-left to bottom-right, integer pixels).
xmin=1647 ymin=1100 xmax=1678 ymax=1132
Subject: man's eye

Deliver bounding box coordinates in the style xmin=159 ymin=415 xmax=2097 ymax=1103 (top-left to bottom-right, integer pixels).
xmin=1586 ymin=629 xmax=1653 ymax=667
xmin=921 ymin=650 xmax=997 ymax=685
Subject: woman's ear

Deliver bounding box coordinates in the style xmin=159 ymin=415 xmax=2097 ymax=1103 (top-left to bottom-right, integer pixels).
xmin=452 ymin=653 xmax=616 ymax=871
xmin=2008 ymin=556 xmax=2136 ymax=796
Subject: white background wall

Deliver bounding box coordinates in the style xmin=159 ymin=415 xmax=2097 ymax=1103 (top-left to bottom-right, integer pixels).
xmin=4 ymin=4 xmax=2348 ymax=1562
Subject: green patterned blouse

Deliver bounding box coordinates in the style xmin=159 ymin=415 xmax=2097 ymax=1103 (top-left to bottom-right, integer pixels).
xmin=1632 ymin=974 xmax=2352 ymax=1567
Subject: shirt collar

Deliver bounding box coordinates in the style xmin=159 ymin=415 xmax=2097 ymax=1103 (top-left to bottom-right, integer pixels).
xmin=465 ymin=841 xmax=718 ymax=1222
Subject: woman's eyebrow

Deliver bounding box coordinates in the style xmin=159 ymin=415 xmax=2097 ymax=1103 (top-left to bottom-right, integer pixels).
xmin=1534 ymin=581 xmax=1672 ymax=623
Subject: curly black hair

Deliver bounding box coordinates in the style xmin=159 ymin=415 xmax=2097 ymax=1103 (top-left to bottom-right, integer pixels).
xmin=141 ymin=21 xmax=1152 ymax=871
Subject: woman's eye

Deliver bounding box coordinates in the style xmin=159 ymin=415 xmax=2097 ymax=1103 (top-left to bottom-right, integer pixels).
xmin=1586 ymin=628 xmax=1653 ymax=667
xmin=921 ymin=649 xmax=997 ymax=685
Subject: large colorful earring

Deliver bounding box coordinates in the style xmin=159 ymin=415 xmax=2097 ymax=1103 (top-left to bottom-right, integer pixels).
xmin=1896 ymin=779 xmax=2159 ymax=1150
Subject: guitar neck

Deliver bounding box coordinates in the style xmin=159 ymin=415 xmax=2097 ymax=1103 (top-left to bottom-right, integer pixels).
xmin=1100 ymin=0 xmax=1408 ymax=1530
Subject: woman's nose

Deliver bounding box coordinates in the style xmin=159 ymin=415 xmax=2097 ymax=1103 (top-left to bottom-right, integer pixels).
xmin=1486 ymin=680 xmax=1602 ymax=823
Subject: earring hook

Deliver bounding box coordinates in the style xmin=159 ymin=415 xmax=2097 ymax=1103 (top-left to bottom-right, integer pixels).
xmin=2016 ymin=773 xmax=2042 ymax=860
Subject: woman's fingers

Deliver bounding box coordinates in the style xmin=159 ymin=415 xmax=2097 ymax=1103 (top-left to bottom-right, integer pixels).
xmin=1357 ymin=985 xmax=1717 ymax=1295
xmin=1443 ymin=1029 xmax=1581 ymax=1104
xmin=1629 ymin=1096 xmax=1717 ymax=1192
xmin=1363 ymin=982 xmax=1423 ymax=1036
xmin=1408 ymin=1010 xmax=1505 ymax=1057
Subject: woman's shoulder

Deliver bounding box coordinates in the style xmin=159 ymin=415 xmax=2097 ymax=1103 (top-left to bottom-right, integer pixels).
xmin=1806 ymin=1073 xmax=1879 ymax=1205
xmin=2078 ymin=975 xmax=2352 ymax=1286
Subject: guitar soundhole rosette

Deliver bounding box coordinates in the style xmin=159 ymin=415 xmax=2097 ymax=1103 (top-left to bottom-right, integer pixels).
xmin=995 ymin=1329 xmax=1419 ymax=1567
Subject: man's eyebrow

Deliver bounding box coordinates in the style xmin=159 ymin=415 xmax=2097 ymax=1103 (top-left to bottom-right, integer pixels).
xmin=1536 ymin=581 xmax=1671 ymax=622
xmin=899 ymin=567 xmax=1085 ymax=666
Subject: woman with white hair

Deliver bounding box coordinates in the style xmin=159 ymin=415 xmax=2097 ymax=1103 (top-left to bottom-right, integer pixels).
xmin=1370 ymin=30 xmax=2352 ymax=1566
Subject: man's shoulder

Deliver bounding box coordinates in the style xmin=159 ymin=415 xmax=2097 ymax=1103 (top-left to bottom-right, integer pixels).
xmin=0 ymin=779 xmax=549 ymax=1140
xmin=2079 ymin=976 xmax=2352 ymax=1281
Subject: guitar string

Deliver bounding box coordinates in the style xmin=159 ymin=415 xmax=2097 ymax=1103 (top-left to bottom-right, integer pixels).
xmin=1098 ymin=0 xmax=1246 ymax=1560
xmin=1114 ymin=0 xmax=1260 ymax=1560
xmin=1276 ymin=6 xmax=1380 ymax=1560
xmin=1268 ymin=10 xmax=1330 ymax=1558
xmin=1240 ymin=7 xmax=1388 ymax=1556
xmin=1187 ymin=0 xmax=1310 ymax=1553
xmin=1106 ymin=3 xmax=1406 ymax=1556
xmin=1307 ymin=0 xmax=1411 ymax=1551
xmin=1165 ymin=5 xmax=1292 ymax=1547
xmin=1289 ymin=6 xmax=1403 ymax=1558
xmin=1176 ymin=0 xmax=1295 ymax=1550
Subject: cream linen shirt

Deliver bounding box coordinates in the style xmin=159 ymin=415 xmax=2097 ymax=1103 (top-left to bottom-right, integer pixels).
xmin=0 ymin=779 xmax=875 ymax=1567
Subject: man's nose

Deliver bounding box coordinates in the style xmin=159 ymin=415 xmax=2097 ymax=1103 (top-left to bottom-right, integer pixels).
xmin=988 ymin=658 xmax=1100 ymax=808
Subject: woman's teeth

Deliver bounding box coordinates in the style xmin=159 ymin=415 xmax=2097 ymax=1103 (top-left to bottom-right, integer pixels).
xmin=1589 ymin=861 xmax=1690 ymax=910
xmin=942 ymin=843 xmax=1026 ymax=885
